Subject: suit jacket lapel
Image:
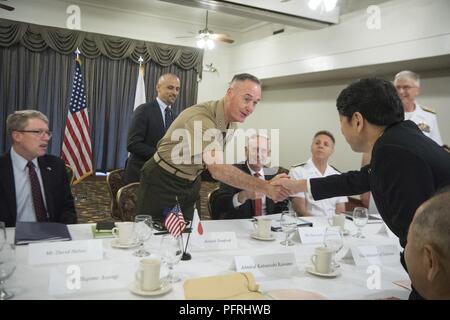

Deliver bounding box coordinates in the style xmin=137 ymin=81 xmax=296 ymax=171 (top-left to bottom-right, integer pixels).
xmin=152 ymin=99 xmax=166 ymax=135
xmin=0 ymin=153 xmax=17 ymax=222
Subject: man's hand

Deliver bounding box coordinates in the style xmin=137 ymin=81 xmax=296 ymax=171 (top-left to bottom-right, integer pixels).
xmin=271 ymin=178 xmax=307 ymax=195
xmin=265 ymin=181 xmax=291 ymax=203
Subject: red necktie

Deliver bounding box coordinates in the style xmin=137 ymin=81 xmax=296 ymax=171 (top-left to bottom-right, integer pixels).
xmin=27 ymin=162 xmax=48 ymax=222
xmin=254 ymin=172 xmax=262 ymax=216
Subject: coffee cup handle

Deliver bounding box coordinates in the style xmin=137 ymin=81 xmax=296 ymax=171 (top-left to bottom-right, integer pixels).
xmin=135 ymin=269 xmax=143 ymax=290
xmin=327 ymin=218 xmax=333 ymax=226
xmin=311 ymin=254 xmax=317 ymax=267
xmin=111 ymin=227 xmax=119 ymax=238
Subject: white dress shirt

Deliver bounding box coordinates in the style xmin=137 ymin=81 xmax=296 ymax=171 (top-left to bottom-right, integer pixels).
xmin=232 ymin=162 xmax=267 ymax=215
xmin=289 ymin=158 xmax=347 ymax=217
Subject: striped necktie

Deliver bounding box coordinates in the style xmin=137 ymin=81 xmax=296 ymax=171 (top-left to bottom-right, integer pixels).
xmin=27 ymin=162 xmax=48 ymax=222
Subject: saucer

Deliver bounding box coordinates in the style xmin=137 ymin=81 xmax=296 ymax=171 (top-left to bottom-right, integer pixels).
xmin=305 ymin=265 xmax=341 ymax=278
xmin=250 ymin=232 xmax=276 ymax=241
xmin=128 ymin=281 xmax=172 ymax=296
xmin=342 ymin=229 xmax=350 ymax=236
xmin=111 ymin=239 xmax=140 ymax=249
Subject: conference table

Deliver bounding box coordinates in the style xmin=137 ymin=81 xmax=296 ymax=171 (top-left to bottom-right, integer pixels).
xmin=5 ymin=215 xmax=411 ymax=300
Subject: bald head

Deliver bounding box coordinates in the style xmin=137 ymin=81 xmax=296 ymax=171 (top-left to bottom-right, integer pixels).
xmin=410 ymin=189 xmax=450 ymax=258
xmin=156 ymin=73 xmax=180 ymax=106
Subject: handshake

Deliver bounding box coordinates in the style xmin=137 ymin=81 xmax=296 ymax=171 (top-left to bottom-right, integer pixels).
xmin=260 ymin=174 xmax=307 ymax=203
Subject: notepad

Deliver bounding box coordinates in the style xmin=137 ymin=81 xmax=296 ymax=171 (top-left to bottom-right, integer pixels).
xmin=15 ymin=221 xmax=72 ymax=245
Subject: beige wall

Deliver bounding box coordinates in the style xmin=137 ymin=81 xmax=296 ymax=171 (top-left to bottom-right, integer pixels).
xmin=239 ymin=71 xmax=450 ymax=172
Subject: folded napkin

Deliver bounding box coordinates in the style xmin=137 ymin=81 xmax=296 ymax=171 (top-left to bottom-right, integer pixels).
xmin=183 ymin=272 xmax=265 ymax=300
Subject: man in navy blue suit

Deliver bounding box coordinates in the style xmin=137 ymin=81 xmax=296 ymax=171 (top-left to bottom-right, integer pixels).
xmin=0 ymin=110 xmax=77 ymax=227
xmin=124 ymin=73 xmax=181 ymax=183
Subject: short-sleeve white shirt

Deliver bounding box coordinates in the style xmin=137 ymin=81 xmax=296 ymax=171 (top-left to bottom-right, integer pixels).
xmin=289 ymin=158 xmax=348 ymax=217
xmin=404 ymin=104 xmax=443 ymax=145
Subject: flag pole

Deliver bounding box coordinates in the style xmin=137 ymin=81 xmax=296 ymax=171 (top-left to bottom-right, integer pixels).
xmin=181 ymin=202 xmax=193 ymax=261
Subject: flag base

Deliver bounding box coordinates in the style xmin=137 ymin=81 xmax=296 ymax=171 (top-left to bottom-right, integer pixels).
xmin=181 ymin=252 xmax=192 ymax=261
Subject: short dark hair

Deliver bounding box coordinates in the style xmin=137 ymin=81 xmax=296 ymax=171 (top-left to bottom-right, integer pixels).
xmin=313 ymin=130 xmax=335 ymax=144
xmin=336 ymin=78 xmax=404 ymax=126
xmin=230 ymin=73 xmax=261 ymax=86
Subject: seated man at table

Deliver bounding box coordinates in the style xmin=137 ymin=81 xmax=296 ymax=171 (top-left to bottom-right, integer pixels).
xmin=404 ymin=188 xmax=450 ymax=299
xmin=289 ymin=130 xmax=347 ymax=217
xmin=0 ymin=110 xmax=77 ymax=227
xmin=212 ymin=134 xmax=288 ymax=219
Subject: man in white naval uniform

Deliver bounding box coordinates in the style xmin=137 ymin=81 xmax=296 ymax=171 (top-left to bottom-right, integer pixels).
xmin=362 ymin=70 xmax=444 ymax=214
xmin=394 ymin=70 xmax=443 ymax=145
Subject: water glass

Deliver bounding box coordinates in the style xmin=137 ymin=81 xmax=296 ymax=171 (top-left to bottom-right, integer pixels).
xmin=353 ymin=207 xmax=369 ymax=238
xmin=133 ymin=215 xmax=153 ymax=257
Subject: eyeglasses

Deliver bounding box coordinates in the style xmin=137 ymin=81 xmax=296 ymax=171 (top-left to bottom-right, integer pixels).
xmin=395 ymin=85 xmax=417 ymax=91
xmin=17 ymin=130 xmax=52 ymax=138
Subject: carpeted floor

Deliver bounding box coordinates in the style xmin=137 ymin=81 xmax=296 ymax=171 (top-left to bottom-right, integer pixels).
xmin=72 ymin=177 xmax=217 ymax=224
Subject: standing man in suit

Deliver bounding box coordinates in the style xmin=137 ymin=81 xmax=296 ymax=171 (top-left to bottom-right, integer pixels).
xmin=0 ymin=110 xmax=77 ymax=227
xmin=124 ymin=73 xmax=181 ymax=183
xmin=213 ymin=134 xmax=288 ymax=219
xmin=272 ymin=78 xmax=450 ymax=299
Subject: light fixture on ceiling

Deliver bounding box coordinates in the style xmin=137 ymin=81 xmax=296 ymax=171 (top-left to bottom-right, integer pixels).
xmin=308 ymin=0 xmax=338 ymax=12
xmin=196 ymin=35 xmax=215 ymax=50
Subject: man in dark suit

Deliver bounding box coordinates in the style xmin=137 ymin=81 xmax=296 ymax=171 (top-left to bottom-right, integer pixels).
xmin=272 ymin=78 xmax=450 ymax=299
xmin=124 ymin=73 xmax=181 ymax=183
xmin=213 ymin=134 xmax=288 ymax=219
xmin=0 ymin=110 xmax=77 ymax=227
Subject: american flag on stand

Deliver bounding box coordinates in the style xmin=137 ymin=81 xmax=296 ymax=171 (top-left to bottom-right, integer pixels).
xmin=163 ymin=203 xmax=187 ymax=238
xmin=61 ymin=58 xmax=93 ymax=184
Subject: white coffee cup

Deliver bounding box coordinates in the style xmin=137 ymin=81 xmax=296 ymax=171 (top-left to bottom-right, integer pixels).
xmin=311 ymin=246 xmax=334 ymax=274
xmin=111 ymin=222 xmax=135 ymax=245
xmin=253 ymin=217 xmax=272 ymax=238
xmin=328 ymin=214 xmax=346 ymax=231
xmin=135 ymin=258 xmax=161 ymax=291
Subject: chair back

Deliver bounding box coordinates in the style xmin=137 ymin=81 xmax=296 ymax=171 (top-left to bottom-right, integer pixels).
xmin=207 ymin=187 xmax=222 ymax=220
xmin=65 ymin=165 xmax=75 ymax=185
xmin=117 ymin=182 xmax=140 ymax=221
xmin=106 ymin=168 xmax=125 ymax=220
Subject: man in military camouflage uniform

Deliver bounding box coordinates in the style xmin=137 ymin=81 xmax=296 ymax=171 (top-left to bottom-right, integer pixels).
xmin=136 ymin=73 xmax=289 ymax=222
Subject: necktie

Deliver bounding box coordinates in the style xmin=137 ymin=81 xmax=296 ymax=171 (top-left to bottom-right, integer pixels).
xmin=27 ymin=162 xmax=48 ymax=222
xmin=254 ymin=172 xmax=262 ymax=216
xmin=165 ymin=107 xmax=173 ymax=131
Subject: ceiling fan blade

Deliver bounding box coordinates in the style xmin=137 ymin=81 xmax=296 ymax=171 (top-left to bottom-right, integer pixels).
xmin=0 ymin=3 xmax=15 ymax=11
xmin=175 ymin=36 xmax=196 ymax=39
xmin=210 ymin=34 xmax=235 ymax=44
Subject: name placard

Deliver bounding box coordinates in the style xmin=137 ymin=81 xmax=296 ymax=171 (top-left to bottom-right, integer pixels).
xmin=191 ymin=232 xmax=237 ymax=251
xmin=235 ymin=253 xmax=296 ymax=278
xmin=376 ymin=224 xmax=397 ymax=239
xmin=342 ymin=245 xmax=399 ymax=266
xmin=48 ymin=261 xmax=135 ymax=296
xmin=28 ymin=239 xmax=103 ymax=265
xmin=298 ymin=227 xmax=326 ymax=244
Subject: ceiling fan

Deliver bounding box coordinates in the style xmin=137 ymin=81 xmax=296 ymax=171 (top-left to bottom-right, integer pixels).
xmin=177 ymin=11 xmax=234 ymax=49
xmin=0 ymin=0 xmax=15 ymax=11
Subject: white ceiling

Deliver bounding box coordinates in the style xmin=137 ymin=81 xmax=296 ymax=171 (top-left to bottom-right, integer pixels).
xmin=69 ymin=0 xmax=391 ymax=34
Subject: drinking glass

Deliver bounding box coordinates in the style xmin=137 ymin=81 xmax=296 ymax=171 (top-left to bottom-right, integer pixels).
xmin=353 ymin=207 xmax=369 ymax=238
xmin=133 ymin=215 xmax=153 ymax=257
xmin=160 ymin=235 xmax=183 ymax=283
xmin=280 ymin=211 xmax=298 ymax=247
xmin=323 ymin=227 xmax=344 ymax=268
xmin=0 ymin=222 xmax=16 ymax=300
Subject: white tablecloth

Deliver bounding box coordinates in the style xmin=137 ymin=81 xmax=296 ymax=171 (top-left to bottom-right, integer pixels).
xmin=5 ymin=215 xmax=410 ymax=300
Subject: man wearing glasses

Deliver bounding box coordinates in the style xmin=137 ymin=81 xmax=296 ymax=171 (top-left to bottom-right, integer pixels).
xmin=0 ymin=110 xmax=77 ymax=227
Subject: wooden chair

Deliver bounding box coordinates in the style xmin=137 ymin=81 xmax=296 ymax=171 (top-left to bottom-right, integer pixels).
xmin=106 ymin=168 xmax=125 ymax=220
xmin=64 ymin=164 xmax=75 ymax=185
xmin=207 ymin=187 xmax=223 ymax=220
xmin=117 ymin=182 xmax=140 ymax=222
